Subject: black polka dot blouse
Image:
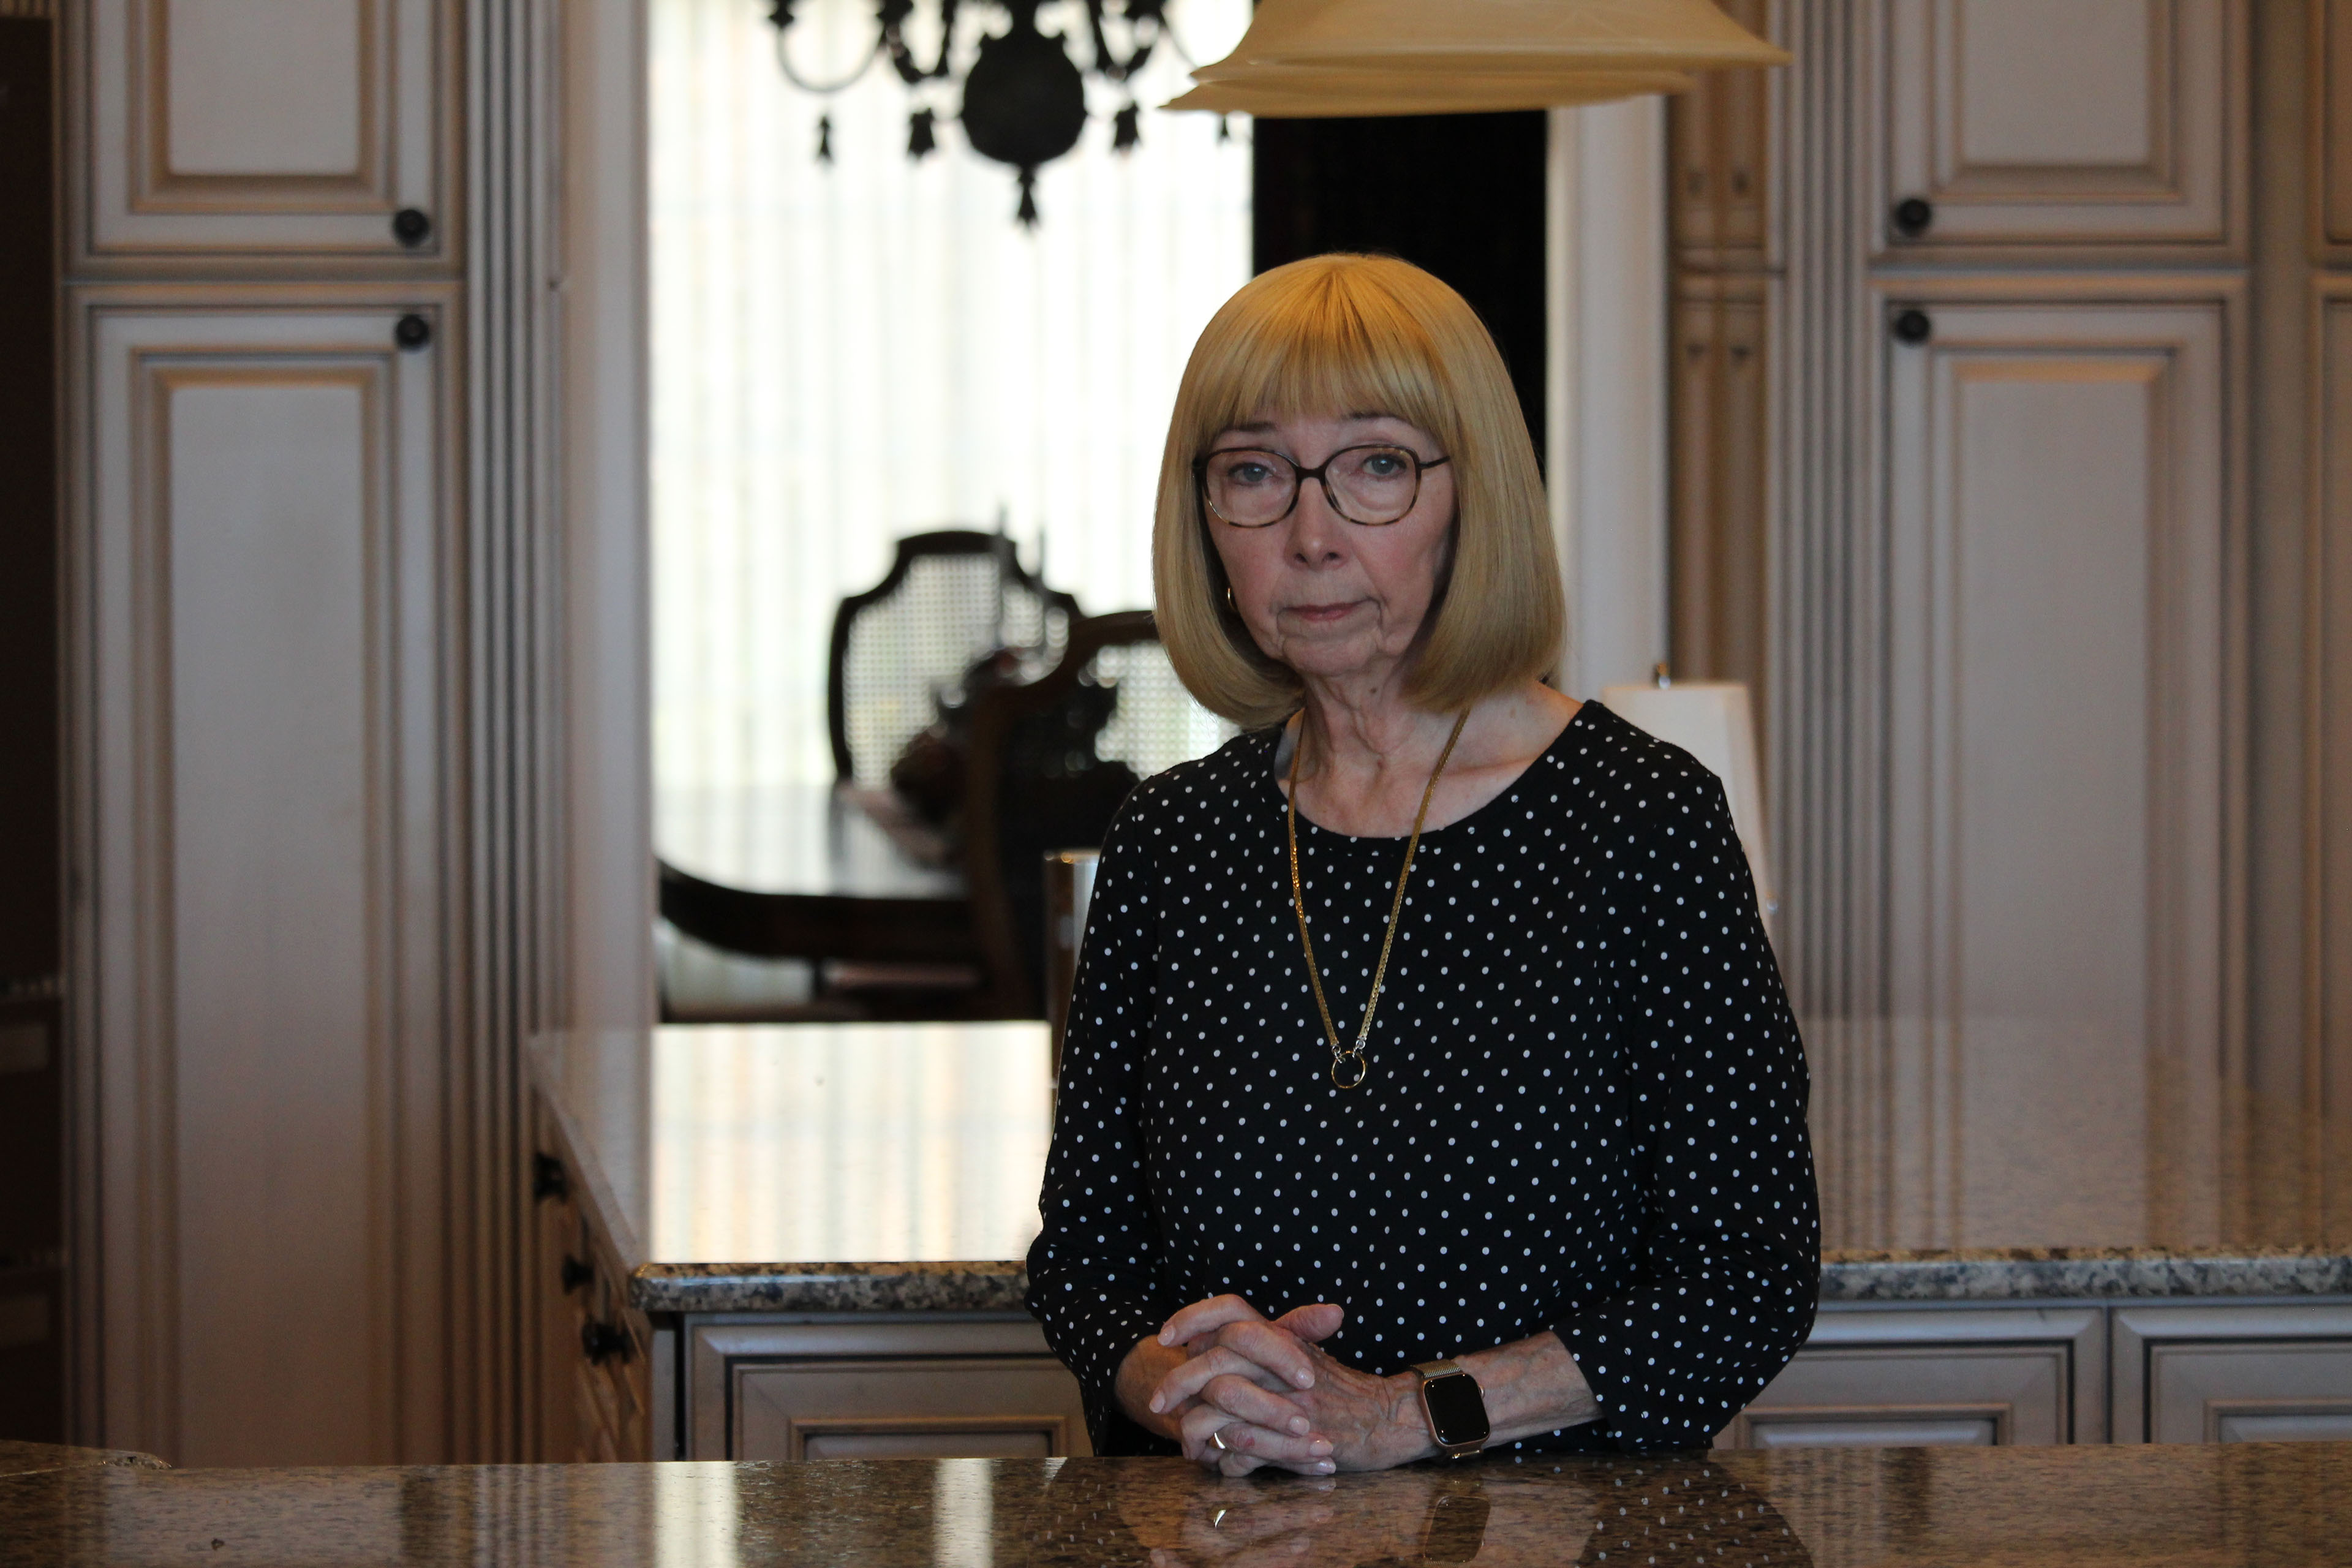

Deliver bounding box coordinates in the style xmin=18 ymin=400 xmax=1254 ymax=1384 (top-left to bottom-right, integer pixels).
xmin=1025 ymin=701 xmax=1820 ymax=1455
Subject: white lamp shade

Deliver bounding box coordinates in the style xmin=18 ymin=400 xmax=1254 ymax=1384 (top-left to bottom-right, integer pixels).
xmin=1599 ymin=681 xmax=1776 ymax=924
xmin=1200 ymin=0 xmax=1789 ymax=76
xmin=1164 ymin=67 xmax=1689 ymax=116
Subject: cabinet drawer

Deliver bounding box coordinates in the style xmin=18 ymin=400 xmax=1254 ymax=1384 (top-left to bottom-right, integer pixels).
xmin=736 ymin=1358 xmax=1085 ymax=1462
xmin=2114 ymin=1305 xmax=2352 ymax=1444
xmin=1720 ymin=1306 xmax=2105 ymax=1449
xmin=690 ymin=1319 xmax=1091 ymax=1462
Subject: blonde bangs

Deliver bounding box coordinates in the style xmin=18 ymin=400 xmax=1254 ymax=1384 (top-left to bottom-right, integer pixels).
xmin=1154 ymin=255 xmax=1564 ymax=729
xmin=1189 ymin=278 xmax=1463 ymax=463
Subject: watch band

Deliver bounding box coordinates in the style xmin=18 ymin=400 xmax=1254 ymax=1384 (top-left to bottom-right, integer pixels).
xmin=1411 ymin=1359 xmax=1491 ymax=1458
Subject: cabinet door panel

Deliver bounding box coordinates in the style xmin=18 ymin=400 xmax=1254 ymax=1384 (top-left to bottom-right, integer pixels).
xmin=1880 ymin=299 xmax=2229 ymax=1251
xmin=75 ymin=0 xmax=456 ymax=262
xmin=690 ymin=1321 xmax=1093 ymax=1462
xmin=2114 ymin=1305 xmax=2352 ymax=1442
xmin=76 ymin=293 xmax=455 ymax=1464
xmin=1730 ymin=1346 xmax=2068 ymax=1447
xmin=1720 ymin=1306 xmax=2105 ymax=1448
xmin=1880 ymin=0 xmax=2244 ymax=253
xmin=736 ymin=1359 xmax=1085 ymax=1463
xmin=2323 ymin=2 xmax=2352 ymax=255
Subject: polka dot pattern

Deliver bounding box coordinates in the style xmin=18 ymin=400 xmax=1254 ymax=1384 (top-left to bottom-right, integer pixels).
xmin=1025 ymin=701 xmax=1820 ymax=1455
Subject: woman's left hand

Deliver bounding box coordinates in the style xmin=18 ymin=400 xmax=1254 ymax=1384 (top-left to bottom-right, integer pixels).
xmin=1153 ymin=1298 xmax=1433 ymax=1474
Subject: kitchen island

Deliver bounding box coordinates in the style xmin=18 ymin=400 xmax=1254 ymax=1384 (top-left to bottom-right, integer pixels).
xmin=526 ymin=1025 xmax=2352 ymax=1463
xmin=6 ymin=1442 xmax=2352 ymax=1564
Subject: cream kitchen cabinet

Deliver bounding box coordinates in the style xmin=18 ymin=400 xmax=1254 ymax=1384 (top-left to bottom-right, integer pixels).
xmin=1875 ymin=0 xmax=2245 ymax=258
xmin=72 ymin=292 xmax=460 ymax=1464
xmin=690 ymin=1322 xmax=1091 ymax=1463
xmin=1876 ymin=291 xmax=2233 ymax=1251
xmin=1720 ymin=1305 xmax=2105 ymax=1448
xmin=69 ymin=0 xmax=461 ymax=268
xmin=2113 ymin=1303 xmax=2352 ymax=1444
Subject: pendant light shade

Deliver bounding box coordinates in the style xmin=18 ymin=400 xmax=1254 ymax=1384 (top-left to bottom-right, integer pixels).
xmin=1203 ymin=0 xmax=1788 ymax=74
xmin=1166 ymin=0 xmax=1784 ymax=118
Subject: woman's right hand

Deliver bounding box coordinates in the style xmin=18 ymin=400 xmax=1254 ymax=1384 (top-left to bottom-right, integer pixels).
xmin=1121 ymin=1296 xmax=1348 ymax=1476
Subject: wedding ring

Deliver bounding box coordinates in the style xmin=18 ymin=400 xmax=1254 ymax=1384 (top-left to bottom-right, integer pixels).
xmin=1208 ymin=1428 xmax=1231 ymax=1452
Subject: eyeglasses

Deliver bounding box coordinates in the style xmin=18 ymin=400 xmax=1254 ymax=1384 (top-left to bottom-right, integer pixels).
xmin=1194 ymin=443 xmax=1452 ymax=528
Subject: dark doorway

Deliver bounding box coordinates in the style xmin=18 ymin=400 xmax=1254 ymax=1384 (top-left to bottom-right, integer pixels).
xmin=1251 ymin=111 xmax=1550 ymax=454
xmin=0 ymin=13 xmax=63 ymax=1445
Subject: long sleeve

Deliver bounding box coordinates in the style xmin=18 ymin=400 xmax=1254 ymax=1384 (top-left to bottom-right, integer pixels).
xmin=1024 ymin=790 xmax=1185 ymax=1455
xmin=1548 ymin=761 xmax=1821 ymax=1450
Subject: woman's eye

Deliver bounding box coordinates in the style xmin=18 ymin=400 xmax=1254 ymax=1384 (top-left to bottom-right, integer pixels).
xmin=1359 ymin=451 xmax=1408 ymax=478
xmin=1227 ymin=462 xmax=1275 ymax=485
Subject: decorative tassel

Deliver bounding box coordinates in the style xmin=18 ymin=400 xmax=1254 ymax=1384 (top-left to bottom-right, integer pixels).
xmin=907 ymin=107 xmax=937 ymax=159
xmin=816 ymin=113 xmax=834 ymax=164
xmin=1216 ymin=113 xmax=1231 ymax=143
xmin=1016 ymin=167 xmax=1041 ymax=228
xmin=1112 ymin=102 xmax=1140 ymax=153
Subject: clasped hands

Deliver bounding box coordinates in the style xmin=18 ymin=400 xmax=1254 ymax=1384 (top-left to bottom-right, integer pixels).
xmin=1126 ymin=1295 xmax=1433 ymax=1477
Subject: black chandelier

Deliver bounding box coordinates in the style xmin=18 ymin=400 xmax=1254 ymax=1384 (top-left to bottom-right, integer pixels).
xmin=766 ymin=1 xmax=1197 ymax=227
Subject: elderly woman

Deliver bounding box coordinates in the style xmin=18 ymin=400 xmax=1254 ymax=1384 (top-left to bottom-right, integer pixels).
xmin=1026 ymin=254 xmax=1817 ymax=1472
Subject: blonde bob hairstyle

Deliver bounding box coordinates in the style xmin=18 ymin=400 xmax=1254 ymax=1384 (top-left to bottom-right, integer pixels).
xmin=1153 ymin=253 xmax=1564 ymax=730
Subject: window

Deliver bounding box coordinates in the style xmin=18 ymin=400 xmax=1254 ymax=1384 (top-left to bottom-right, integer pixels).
xmin=649 ymin=0 xmax=1252 ymax=798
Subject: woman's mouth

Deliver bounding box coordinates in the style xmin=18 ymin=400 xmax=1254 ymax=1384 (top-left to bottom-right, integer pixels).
xmin=1283 ymin=601 xmax=1362 ymax=625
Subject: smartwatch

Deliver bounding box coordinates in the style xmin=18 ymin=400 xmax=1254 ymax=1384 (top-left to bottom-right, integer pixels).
xmin=1411 ymin=1359 xmax=1491 ymax=1458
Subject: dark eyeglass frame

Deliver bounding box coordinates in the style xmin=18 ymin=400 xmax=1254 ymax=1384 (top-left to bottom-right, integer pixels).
xmin=1192 ymin=443 xmax=1453 ymax=529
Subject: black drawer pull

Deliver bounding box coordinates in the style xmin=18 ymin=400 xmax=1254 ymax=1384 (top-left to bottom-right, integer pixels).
xmin=394 ymin=314 xmax=432 ymax=350
xmin=531 ymin=1152 xmax=569 ymax=1203
xmin=581 ymin=1319 xmax=631 ymax=1366
xmin=1891 ymin=308 xmax=1933 ymax=345
xmin=1892 ymin=195 xmax=1934 ymax=236
xmin=392 ymin=207 xmax=432 ymax=246
xmin=559 ymin=1255 xmax=593 ymax=1294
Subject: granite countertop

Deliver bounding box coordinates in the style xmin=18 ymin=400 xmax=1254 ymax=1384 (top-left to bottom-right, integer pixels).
xmin=6 ymin=1445 xmax=2352 ymax=1566
xmin=530 ymin=1025 xmax=1054 ymax=1314
xmin=0 ymin=1441 xmax=168 ymax=1479
xmin=531 ymin=1025 xmax=2352 ymax=1317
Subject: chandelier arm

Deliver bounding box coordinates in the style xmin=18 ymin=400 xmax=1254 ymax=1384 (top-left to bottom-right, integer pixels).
xmin=1084 ymin=0 xmax=1162 ymax=83
xmin=884 ymin=0 xmax=960 ymax=85
xmin=771 ymin=8 xmax=888 ymax=95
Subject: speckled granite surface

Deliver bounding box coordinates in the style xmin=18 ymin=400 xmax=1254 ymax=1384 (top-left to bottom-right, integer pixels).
xmin=4 ymin=1446 xmax=2350 ymax=1565
xmin=1823 ymin=1248 xmax=2352 ymax=1301
xmin=630 ymin=1259 xmax=1032 ymax=1314
xmin=0 ymin=1440 xmax=167 ymax=1478
xmin=532 ymin=1027 xmax=2352 ymax=1319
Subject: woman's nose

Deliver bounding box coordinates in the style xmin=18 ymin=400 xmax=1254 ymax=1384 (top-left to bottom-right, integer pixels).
xmin=1286 ymin=480 xmax=1347 ymax=562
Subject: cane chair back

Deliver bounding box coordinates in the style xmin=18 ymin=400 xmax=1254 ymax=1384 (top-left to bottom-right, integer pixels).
xmin=828 ymin=530 xmax=1079 ymax=788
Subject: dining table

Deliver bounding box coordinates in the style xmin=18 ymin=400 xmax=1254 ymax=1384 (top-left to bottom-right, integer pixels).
xmin=655 ymin=782 xmax=978 ymax=967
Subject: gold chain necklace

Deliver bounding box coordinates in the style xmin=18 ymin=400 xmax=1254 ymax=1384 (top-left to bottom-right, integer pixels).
xmin=1284 ymin=709 xmax=1471 ymax=1090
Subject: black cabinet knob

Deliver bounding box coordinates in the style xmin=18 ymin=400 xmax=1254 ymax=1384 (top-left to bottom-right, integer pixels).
xmin=581 ymin=1319 xmax=631 ymax=1366
xmin=559 ymin=1254 xmax=594 ymax=1294
xmin=531 ymin=1152 xmax=570 ymax=1202
xmin=394 ymin=314 xmax=432 ymax=350
xmin=392 ymin=207 xmax=432 ymax=247
xmin=1891 ymin=308 xmax=1933 ymax=345
xmin=1892 ymin=196 xmax=1934 ymax=237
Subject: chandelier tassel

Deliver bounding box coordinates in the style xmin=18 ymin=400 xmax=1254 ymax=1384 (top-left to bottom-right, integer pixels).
xmin=907 ymin=107 xmax=938 ymax=159
xmin=816 ymin=113 xmax=834 ymax=163
xmin=1015 ymin=166 xmax=1041 ymax=228
xmin=1112 ymin=102 xmax=1140 ymax=153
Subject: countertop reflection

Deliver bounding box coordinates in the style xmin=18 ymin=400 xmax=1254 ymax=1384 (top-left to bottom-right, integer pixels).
xmin=9 ymin=1446 xmax=2352 ymax=1566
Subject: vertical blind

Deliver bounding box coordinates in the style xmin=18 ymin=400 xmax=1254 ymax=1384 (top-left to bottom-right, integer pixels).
xmin=650 ymin=0 xmax=1253 ymax=795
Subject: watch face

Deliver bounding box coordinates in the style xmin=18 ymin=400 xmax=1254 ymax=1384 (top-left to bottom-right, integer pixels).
xmin=1422 ymin=1372 xmax=1491 ymax=1446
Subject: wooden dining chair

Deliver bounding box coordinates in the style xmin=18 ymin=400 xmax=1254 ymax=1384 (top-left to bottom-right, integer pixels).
xmin=959 ymin=611 xmax=1238 ymax=1017
xmin=827 ymin=530 xmax=1082 ymax=789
